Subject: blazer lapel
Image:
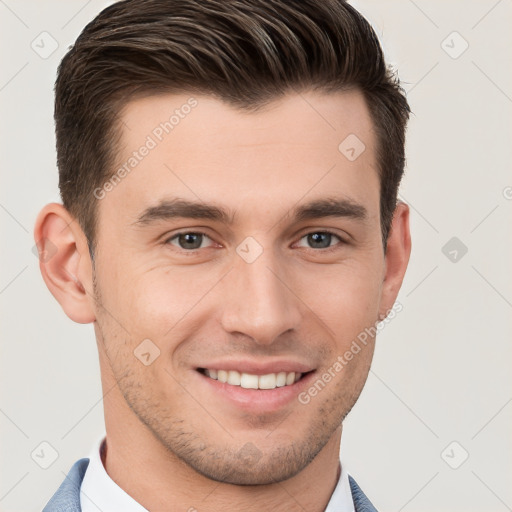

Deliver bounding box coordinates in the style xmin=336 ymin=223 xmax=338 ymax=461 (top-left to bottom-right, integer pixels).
xmin=43 ymin=458 xmax=90 ymax=512
xmin=349 ymin=475 xmax=378 ymax=512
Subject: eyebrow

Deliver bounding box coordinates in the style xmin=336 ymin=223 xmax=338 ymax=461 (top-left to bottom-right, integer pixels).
xmin=133 ymin=197 xmax=367 ymax=227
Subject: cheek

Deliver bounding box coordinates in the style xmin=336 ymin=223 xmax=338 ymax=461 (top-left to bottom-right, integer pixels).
xmin=103 ymin=264 xmax=221 ymax=341
xmin=302 ymin=260 xmax=383 ymax=342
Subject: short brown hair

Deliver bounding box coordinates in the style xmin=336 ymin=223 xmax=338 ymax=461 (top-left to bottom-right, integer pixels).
xmin=55 ymin=0 xmax=410 ymax=254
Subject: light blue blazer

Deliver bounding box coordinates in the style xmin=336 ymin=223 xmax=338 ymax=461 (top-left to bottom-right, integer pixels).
xmin=43 ymin=458 xmax=378 ymax=511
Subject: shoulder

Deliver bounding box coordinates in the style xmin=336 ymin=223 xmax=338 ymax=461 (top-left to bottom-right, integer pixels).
xmin=42 ymin=458 xmax=90 ymax=512
xmin=349 ymin=475 xmax=379 ymax=512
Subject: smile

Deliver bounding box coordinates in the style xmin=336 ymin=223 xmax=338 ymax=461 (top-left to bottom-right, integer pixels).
xmin=200 ymin=369 xmax=302 ymax=390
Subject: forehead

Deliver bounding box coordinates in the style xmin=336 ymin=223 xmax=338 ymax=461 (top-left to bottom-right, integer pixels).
xmin=101 ymin=89 xmax=379 ymax=228
xmin=118 ymin=89 xmax=375 ymax=156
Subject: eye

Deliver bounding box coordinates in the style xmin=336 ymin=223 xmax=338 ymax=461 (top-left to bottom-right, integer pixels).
xmin=296 ymin=231 xmax=343 ymax=250
xmin=164 ymin=230 xmax=345 ymax=252
xmin=166 ymin=232 xmax=214 ymax=250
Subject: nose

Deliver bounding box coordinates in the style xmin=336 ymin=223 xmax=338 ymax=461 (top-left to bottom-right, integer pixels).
xmin=219 ymin=246 xmax=302 ymax=346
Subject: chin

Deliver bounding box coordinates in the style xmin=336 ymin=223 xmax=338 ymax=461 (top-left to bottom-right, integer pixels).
xmin=184 ymin=449 xmax=312 ymax=485
xmin=164 ymin=428 xmax=331 ymax=486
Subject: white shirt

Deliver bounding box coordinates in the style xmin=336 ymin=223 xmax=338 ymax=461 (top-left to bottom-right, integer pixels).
xmin=80 ymin=436 xmax=355 ymax=512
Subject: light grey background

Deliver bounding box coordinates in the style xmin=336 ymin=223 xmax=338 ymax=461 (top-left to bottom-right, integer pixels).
xmin=1 ymin=1 xmax=511 ymax=511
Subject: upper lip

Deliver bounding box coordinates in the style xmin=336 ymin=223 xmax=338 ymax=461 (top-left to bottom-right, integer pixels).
xmin=196 ymin=359 xmax=315 ymax=375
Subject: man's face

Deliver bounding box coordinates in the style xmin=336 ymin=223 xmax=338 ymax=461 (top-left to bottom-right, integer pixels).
xmin=92 ymin=90 xmax=392 ymax=484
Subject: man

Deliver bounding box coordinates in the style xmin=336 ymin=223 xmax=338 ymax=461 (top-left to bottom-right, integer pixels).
xmin=35 ymin=0 xmax=411 ymax=510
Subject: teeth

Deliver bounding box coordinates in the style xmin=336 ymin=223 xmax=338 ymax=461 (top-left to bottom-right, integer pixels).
xmin=258 ymin=373 xmax=276 ymax=389
xmin=227 ymin=370 xmax=241 ymax=385
xmin=276 ymin=372 xmax=287 ymax=387
xmin=203 ymin=369 xmax=302 ymax=390
xmin=240 ymin=373 xmax=258 ymax=389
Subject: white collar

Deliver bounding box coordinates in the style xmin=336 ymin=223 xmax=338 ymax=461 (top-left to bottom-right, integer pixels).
xmin=80 ymin=437 xmax=148 ymax=512
xmin=80 ymin=436 xmax=354 ymax=512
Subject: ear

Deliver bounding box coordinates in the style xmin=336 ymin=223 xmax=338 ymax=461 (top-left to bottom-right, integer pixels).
xmin=378 ymin=201 xmax=411 ymax=319
xmin=34 ymin=203 xmax=96 ymax=323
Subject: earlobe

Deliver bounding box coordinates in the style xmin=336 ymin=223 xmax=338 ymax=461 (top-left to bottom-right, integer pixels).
xmin=379 ymin=201 xmax=411 ymax=319
xmin=34 ymin=203 xmax=96 ymax=324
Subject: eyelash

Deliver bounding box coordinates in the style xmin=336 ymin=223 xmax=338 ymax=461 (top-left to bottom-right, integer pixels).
xmin=164 ymin=230 xmax=346 ymax=254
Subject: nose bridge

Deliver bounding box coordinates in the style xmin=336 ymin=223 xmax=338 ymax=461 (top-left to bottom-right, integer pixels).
xmin=220 ymin=244 xmax=301 ymax=345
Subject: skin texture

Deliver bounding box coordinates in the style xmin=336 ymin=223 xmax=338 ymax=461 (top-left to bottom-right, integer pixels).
xmin=35 ymin=89 xmax=411 ymax=512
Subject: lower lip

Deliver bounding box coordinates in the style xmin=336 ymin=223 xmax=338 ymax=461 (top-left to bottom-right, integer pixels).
xmin=196 ymin=370 xmax=316 ymax=413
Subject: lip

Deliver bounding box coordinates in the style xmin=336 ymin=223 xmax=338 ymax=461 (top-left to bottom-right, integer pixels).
xmin=195 ymin=359 xmax=315 ymax=375
xmin=194 ymin=365 xmax=317 ymax=413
